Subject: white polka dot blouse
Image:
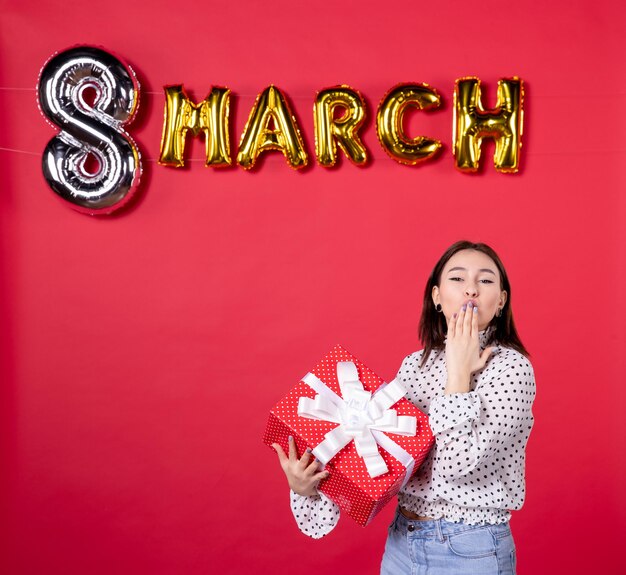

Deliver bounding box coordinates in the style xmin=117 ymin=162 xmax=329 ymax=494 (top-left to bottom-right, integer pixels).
xmin=289 ymin=326 xmax=536 ymax=538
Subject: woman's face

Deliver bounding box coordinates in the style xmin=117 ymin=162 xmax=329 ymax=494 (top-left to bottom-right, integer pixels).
xmin=432 ymin=249 xmax=507 ymax=331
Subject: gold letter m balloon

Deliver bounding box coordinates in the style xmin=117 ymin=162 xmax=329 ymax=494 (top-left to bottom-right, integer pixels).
xmin=453 ymin=77 xmax=524 ymax=173
xmin=159 ymin=85 xmax=231 ymax=168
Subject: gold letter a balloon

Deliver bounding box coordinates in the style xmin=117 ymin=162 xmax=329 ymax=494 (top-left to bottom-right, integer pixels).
xmin=237 ymin=86 xmax=308 ymax=170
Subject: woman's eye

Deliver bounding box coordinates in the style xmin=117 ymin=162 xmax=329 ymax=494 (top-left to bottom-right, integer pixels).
xmin=449 ymin=277 xmax=493 ymax=283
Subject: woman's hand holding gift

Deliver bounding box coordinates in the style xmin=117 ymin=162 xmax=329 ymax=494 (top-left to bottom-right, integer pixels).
xmin=272 ymin=436 xmax=330 ymax=496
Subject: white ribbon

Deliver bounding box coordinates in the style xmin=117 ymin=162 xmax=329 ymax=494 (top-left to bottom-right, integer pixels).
xmin=298 ymin=361 xmax=417 ymax=485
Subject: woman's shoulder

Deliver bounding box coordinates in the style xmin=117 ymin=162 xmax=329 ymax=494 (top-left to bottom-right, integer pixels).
xmin=400 ymin=348 xmax=429 ymax=366
xmin=494 ymin=343 xmax=533 ymax=367
xmin=397 ymin=347 xmax=443 ymax=374
xmin=395 ymin=349 xmax=422 ymax=374
xmin=491 ymin=344 xmax=535 ymax=382
xmin=403 ymin=349 xmax=424 ymax=362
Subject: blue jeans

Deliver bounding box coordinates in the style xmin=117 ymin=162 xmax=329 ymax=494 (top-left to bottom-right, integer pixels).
xmin=380 ymin=507 xmax=517 ymax=575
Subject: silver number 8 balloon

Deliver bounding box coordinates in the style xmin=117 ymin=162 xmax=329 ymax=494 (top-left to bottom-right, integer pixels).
xmin=37 ymin=46 xmax=142 ymax=214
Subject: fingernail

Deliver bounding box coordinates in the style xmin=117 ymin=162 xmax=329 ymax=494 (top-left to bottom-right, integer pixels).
xmin=453 ymin=313 xmax=457 ymax=318
xmin=288 ymin=435 xmax=293 ymax=441
xmin=305 ymin=447 xmax=312 ymax=453
xmin=473 ymin=306 xmax=478 ymax=313
xmin=462 ymin=304 xmax=467 ymax=310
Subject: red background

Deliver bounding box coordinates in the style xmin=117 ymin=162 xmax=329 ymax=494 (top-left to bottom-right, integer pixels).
xmin=1 ymin=1 xmax=624 ymax=573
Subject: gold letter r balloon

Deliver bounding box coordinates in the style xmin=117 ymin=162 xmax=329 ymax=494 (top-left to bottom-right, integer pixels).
xmin=314 ymin=86 xmax=368 ymax=167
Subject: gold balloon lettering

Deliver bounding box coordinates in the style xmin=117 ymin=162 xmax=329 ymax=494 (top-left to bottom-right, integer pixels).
xmin=314 ymin=86 xmax=368 ymax=167
xmin=158 ymin=85 xmax=231 ymax=168
xmin=237 ymin=85 xmax=308 ymax=170
xmin=376 ymin=84 xmax=442 ymax=165
xmin=155 ymin=78 xmax=524 ymax=173
xmin=453 ymin=77 xmax=524 ymax=173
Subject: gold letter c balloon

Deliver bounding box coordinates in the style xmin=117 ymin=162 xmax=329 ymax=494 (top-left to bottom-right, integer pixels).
xmin=376 ymin=84 xmax=442 ymax=165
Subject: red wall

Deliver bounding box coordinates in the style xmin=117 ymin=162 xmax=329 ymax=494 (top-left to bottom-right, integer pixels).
xmin=1 ymin=1 xmax=625 ymax=573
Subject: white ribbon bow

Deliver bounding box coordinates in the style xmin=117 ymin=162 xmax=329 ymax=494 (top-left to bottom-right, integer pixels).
xmin=297 ymin=361 xmax=417 ymax=482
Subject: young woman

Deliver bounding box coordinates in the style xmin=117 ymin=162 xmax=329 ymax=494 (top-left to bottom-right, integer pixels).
xmin=272 ymin=240 xmax=536 ymax=575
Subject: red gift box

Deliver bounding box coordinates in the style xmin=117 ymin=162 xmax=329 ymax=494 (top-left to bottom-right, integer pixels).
xmin=263 ymin=344 xmax=434 ymax=527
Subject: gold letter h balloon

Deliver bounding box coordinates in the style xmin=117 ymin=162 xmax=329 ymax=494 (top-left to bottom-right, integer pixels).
xmin=453 ymin=77 xmax=524 ymax=173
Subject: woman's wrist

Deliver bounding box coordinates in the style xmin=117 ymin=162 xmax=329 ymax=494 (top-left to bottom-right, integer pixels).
xmin=291 ymin=484 xmax=320 ymax=497
xmin=444 ymin=372 xmax=470 ymax=394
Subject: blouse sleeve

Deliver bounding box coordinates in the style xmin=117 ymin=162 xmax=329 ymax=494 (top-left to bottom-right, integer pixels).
xmin=427 ymin=352 xmax=536 ymax=481
xmin=289 ymin=489 xmax=341 ymax=539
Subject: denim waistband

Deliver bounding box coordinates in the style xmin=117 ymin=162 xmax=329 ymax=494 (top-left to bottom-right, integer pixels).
xmin=391 ymin=506 xmax=512 ymax=542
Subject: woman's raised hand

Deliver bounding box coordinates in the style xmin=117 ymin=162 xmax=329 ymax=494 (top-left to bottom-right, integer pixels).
xmin=272 ymin=436 xmax=330 ymax=496
xmin=444 ymin=302 xmax=496 ymax=393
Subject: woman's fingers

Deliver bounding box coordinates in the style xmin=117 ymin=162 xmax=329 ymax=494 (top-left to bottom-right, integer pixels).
xmin=470 ymin=303 xmax=478 ymax=336
xmin=301 ymin=455 xmax=325 ymax=482
xmin=280 ymin=438 xmax=317 ymax=469
xmin=306 ymin=456 xmax=326 ymax=476
xmin=479 ymin=346 xmax=496 ymax=366
xmin=455 ymin=305 xmax=465 ymax=334
xmin=463 ymin=302 xmax=473 ymax=335
xmin=447 ymin=309 xmax=457 ymax=337
xmin=305 ymin=453 xmax=318 ymax=469
xmin=312 ymin=468 xmax=330 ymax=483
xmin=272 ymin=443 xmax=288 ymax=466
xmin=298 ymin=447 xmax=313 ymax=468
xmin=287 ymin=435 xmax=298 ymax=462
xmin=273 ymin=437 xmax=330 ymax=496
xmin=449 ymin=303 xmax=485 ymax=339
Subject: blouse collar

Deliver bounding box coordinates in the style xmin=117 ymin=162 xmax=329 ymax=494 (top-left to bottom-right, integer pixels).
xmin=479 ymin=325 xmax=496 ymax=347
